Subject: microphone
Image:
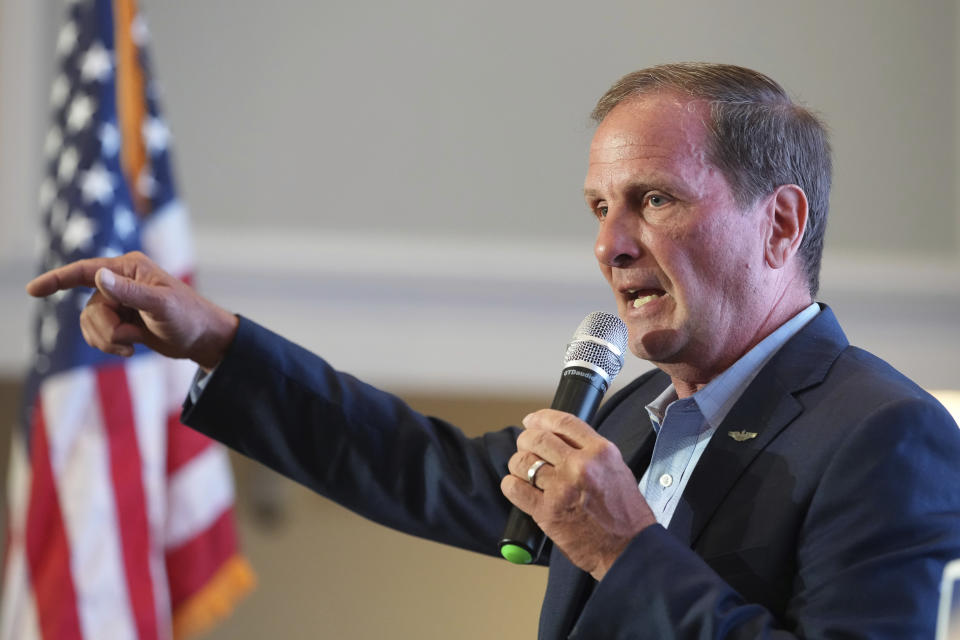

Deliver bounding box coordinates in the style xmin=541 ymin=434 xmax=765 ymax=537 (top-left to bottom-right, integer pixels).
xmin=499 ymin=311 xmax=628 ymax=564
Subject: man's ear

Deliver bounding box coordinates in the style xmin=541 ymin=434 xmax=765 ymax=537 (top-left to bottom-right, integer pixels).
xmin=765 ymin=184 xmax=808 ymax=269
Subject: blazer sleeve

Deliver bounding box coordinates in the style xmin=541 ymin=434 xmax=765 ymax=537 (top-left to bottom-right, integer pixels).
xmin=181 ymin=316 xmax=521 ymax=556
xmin=569 ymin=395 xmax=960 ymax=639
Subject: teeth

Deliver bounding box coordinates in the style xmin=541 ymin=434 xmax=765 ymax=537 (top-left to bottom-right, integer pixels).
xmin=633 ymin=294 xmax=660 ymax=308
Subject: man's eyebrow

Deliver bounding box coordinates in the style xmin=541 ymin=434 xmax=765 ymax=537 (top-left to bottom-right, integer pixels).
xmin=583 ymin=181 xmax=661 ymax=201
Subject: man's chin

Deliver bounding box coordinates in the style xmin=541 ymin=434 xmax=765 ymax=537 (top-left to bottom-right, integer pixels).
xmin=629 ymin=328 xmax=684 ymax=364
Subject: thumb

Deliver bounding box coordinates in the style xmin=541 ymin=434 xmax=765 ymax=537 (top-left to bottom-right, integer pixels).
xmin=95 ymin=267 xmax=161 ymax=313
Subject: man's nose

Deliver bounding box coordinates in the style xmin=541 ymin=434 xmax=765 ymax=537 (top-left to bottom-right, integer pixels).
xmin=594 ymin=208 xmax=641 ymax=268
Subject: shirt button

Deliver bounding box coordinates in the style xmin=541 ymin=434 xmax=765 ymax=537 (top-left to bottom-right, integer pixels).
xmin=659 ymin=473 xmax=673 ymax=488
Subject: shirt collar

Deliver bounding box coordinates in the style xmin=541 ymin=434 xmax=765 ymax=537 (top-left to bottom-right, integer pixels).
xmin=645 ymin=302 xmax=820 ymax=431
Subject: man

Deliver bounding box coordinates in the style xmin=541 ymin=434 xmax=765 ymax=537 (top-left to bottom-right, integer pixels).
xmin=27 ymin=63 xmax=960 ymax=638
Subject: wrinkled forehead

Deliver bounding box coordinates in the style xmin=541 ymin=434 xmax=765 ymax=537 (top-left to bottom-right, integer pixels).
xmin=588 ymin=93 xmax=712 ymax=164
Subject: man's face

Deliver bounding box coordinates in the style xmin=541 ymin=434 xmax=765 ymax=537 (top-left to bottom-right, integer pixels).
xmin=584 ymin=93 xmax=772 ymax=382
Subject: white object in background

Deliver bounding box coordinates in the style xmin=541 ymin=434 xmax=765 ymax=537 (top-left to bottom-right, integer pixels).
xmin=937 ymin=558 xmax=960 ymax=640
xmin=930 ymin=390 xmax=960 ymax=427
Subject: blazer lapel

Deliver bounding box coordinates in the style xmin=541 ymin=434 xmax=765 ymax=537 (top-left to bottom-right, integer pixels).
xmin=667 ymin=374 xmax=802 ymax=545
xmin=667 ymin=305 xmax=850 ymax=546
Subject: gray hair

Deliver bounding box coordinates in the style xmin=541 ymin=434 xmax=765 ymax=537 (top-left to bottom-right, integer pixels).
xmin=592 ymin=63 xmax=832 ymax=296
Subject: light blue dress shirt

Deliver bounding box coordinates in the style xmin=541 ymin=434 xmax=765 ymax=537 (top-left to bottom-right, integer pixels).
xmin=638 ymin=303 xmax=820 ymax=527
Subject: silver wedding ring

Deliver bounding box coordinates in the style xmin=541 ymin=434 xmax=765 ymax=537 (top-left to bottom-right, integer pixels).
xmin=526 ymin=459 xmax=547 ymax=489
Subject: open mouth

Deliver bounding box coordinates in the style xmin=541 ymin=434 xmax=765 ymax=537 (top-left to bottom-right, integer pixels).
xmin=626 ymin=288 xmax=665 ymax=308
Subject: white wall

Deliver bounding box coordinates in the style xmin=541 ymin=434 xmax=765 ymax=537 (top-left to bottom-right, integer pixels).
xmin=1 ymin=0 xmax=958 ymax=393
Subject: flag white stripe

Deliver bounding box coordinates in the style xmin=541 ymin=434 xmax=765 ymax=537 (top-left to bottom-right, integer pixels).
xmin=4 ymin=427 xmax=31 ymax=543
xmin=125 ymin=354 xmax=173 ymax=638
xmin=0 ymin=552 xmax=41 ymax=640
xmin=42 ymin=369 xmax=138 ymax=640
xmin=0 ymin=431 xmax=42 ymax=640
xmin=165 ymin=444 xmax=235 ymax=549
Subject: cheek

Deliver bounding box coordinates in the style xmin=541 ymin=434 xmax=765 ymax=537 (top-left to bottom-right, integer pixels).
xmin=598 ymin=263 xmax=613 ymax=285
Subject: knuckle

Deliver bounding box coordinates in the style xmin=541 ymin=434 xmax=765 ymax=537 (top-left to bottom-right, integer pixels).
xmin=516 ymin=428 xmax=534 ymax=450
xmin=599 ymin=440 xmax=626 ymax=468
xmin=556 ymin=412 xmax=582 ymax=430
xmin=130 ymin=251 xmax=157 ymax=273
xmin=566 ymin=455 xmax=588 ymax=483
xmin=526 ymin=428 xmax=549 ymax=450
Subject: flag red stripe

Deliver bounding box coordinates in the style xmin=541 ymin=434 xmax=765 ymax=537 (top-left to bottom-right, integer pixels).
xmin=165 ymin=507 xmax=238 ymax=607
xmin=24 ymin=400 xmax=84 ymax=640
xmin=166 ymin=417 xmax=215 ymax=475
xmin=97 ymin=365 xmax=159 ymax=640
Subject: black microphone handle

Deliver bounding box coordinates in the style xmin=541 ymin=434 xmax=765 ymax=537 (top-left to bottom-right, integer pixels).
xmin=498 ymin=367 xmax=607 ymax=564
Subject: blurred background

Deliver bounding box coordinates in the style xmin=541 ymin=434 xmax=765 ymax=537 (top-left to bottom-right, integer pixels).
xmin=0 ymin=1 xmax=957 ymax=638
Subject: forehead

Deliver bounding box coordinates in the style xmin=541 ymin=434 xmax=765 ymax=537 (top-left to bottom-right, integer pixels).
xmin=586 ymin=93 xmax=715 ymax=191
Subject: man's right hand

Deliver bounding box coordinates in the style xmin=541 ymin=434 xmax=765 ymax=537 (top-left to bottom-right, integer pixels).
xmin=26 ymin=251 xmax=239 ymax=370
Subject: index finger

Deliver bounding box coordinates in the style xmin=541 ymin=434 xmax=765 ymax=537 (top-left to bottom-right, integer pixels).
xmin=26 ymin=256 xmax=126 ymax=297
xmin=521 ymin=409 xmax=597 ymax=445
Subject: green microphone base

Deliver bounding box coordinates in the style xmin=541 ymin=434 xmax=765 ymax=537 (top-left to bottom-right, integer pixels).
xmin=499 ymin=543 xmax=534 ymax=565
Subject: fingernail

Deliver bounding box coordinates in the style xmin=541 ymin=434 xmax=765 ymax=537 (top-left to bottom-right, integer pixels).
xmin=99 ymin=268 xmax=115 ymax=289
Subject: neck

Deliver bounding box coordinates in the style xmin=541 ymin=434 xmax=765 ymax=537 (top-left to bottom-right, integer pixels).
xmin=668 ymin=294 xmax=814 ymax=399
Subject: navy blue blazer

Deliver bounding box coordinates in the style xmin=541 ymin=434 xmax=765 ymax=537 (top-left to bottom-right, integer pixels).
xmin=182 ymin=306 xmax=960 ymax=638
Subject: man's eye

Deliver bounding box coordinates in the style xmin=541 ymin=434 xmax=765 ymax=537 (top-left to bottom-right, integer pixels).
xmin=596 ymin=205 xmax=608 ymax=219
xmin=647 ymin=194 xmax=668 ymax=208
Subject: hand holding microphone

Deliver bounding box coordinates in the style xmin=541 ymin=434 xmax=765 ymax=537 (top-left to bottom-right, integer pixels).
xmin=499 ymin=312 xmax=658 ymax=581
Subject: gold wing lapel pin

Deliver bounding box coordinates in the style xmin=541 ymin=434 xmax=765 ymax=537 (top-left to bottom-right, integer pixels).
xmin=727 ymin=430 xmax=759 ymax=442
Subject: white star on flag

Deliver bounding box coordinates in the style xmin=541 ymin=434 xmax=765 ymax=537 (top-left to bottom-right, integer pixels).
xmin=131 ymin=14 xmax=150 ymax=46
xmin=50 ymin=75 xmax=71 ymax=109
xmin=66 ymin=94 xmax=96 ymax=132
xmin=39 ymin=312 xmax=60 ymax=353
xmin=56 ymin=22 xmax=78 ymax=57
xmin=99 ymin=122 xmax=120 ymax=157
xmin=39 ymin=179 xmax=58 ymax=211
xmin=61 ymin=213 xmax=97 ymax=253
xmin=57 ymin=147 xmax=80 ymax=183
xmin=81 ymin=163 xmax=116 ymax=204
xmin=44 ymin=127 xmax=64 ymax=159
xmin=80 ymin=42 xmax=113 ymax=83
xmin=75 ymin=288 xmax=94 ymax=311
xmin=137 ymin=169 xmax=158 ymax=198
xmin=143 ymin=117 xmax=170 ymax=153
xmin=49 ymin=288 xmax=70 ymax=305
xmin=49 ymin=200 xmax=69 ymax=234
xmin=113 ymin=206 xmax=136 ymax=239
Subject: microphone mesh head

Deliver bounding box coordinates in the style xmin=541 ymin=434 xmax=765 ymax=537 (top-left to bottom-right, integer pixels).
xmin=563 ymin=311 xmax=628 ymax=380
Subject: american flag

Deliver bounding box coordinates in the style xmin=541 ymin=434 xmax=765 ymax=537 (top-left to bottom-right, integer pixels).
xmin=1 ymin=1 xmax=254 ymax=638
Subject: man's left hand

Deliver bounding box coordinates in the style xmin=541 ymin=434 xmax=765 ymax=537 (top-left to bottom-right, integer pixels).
xmin=501 ymin=409 xmax=657 ymax=581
